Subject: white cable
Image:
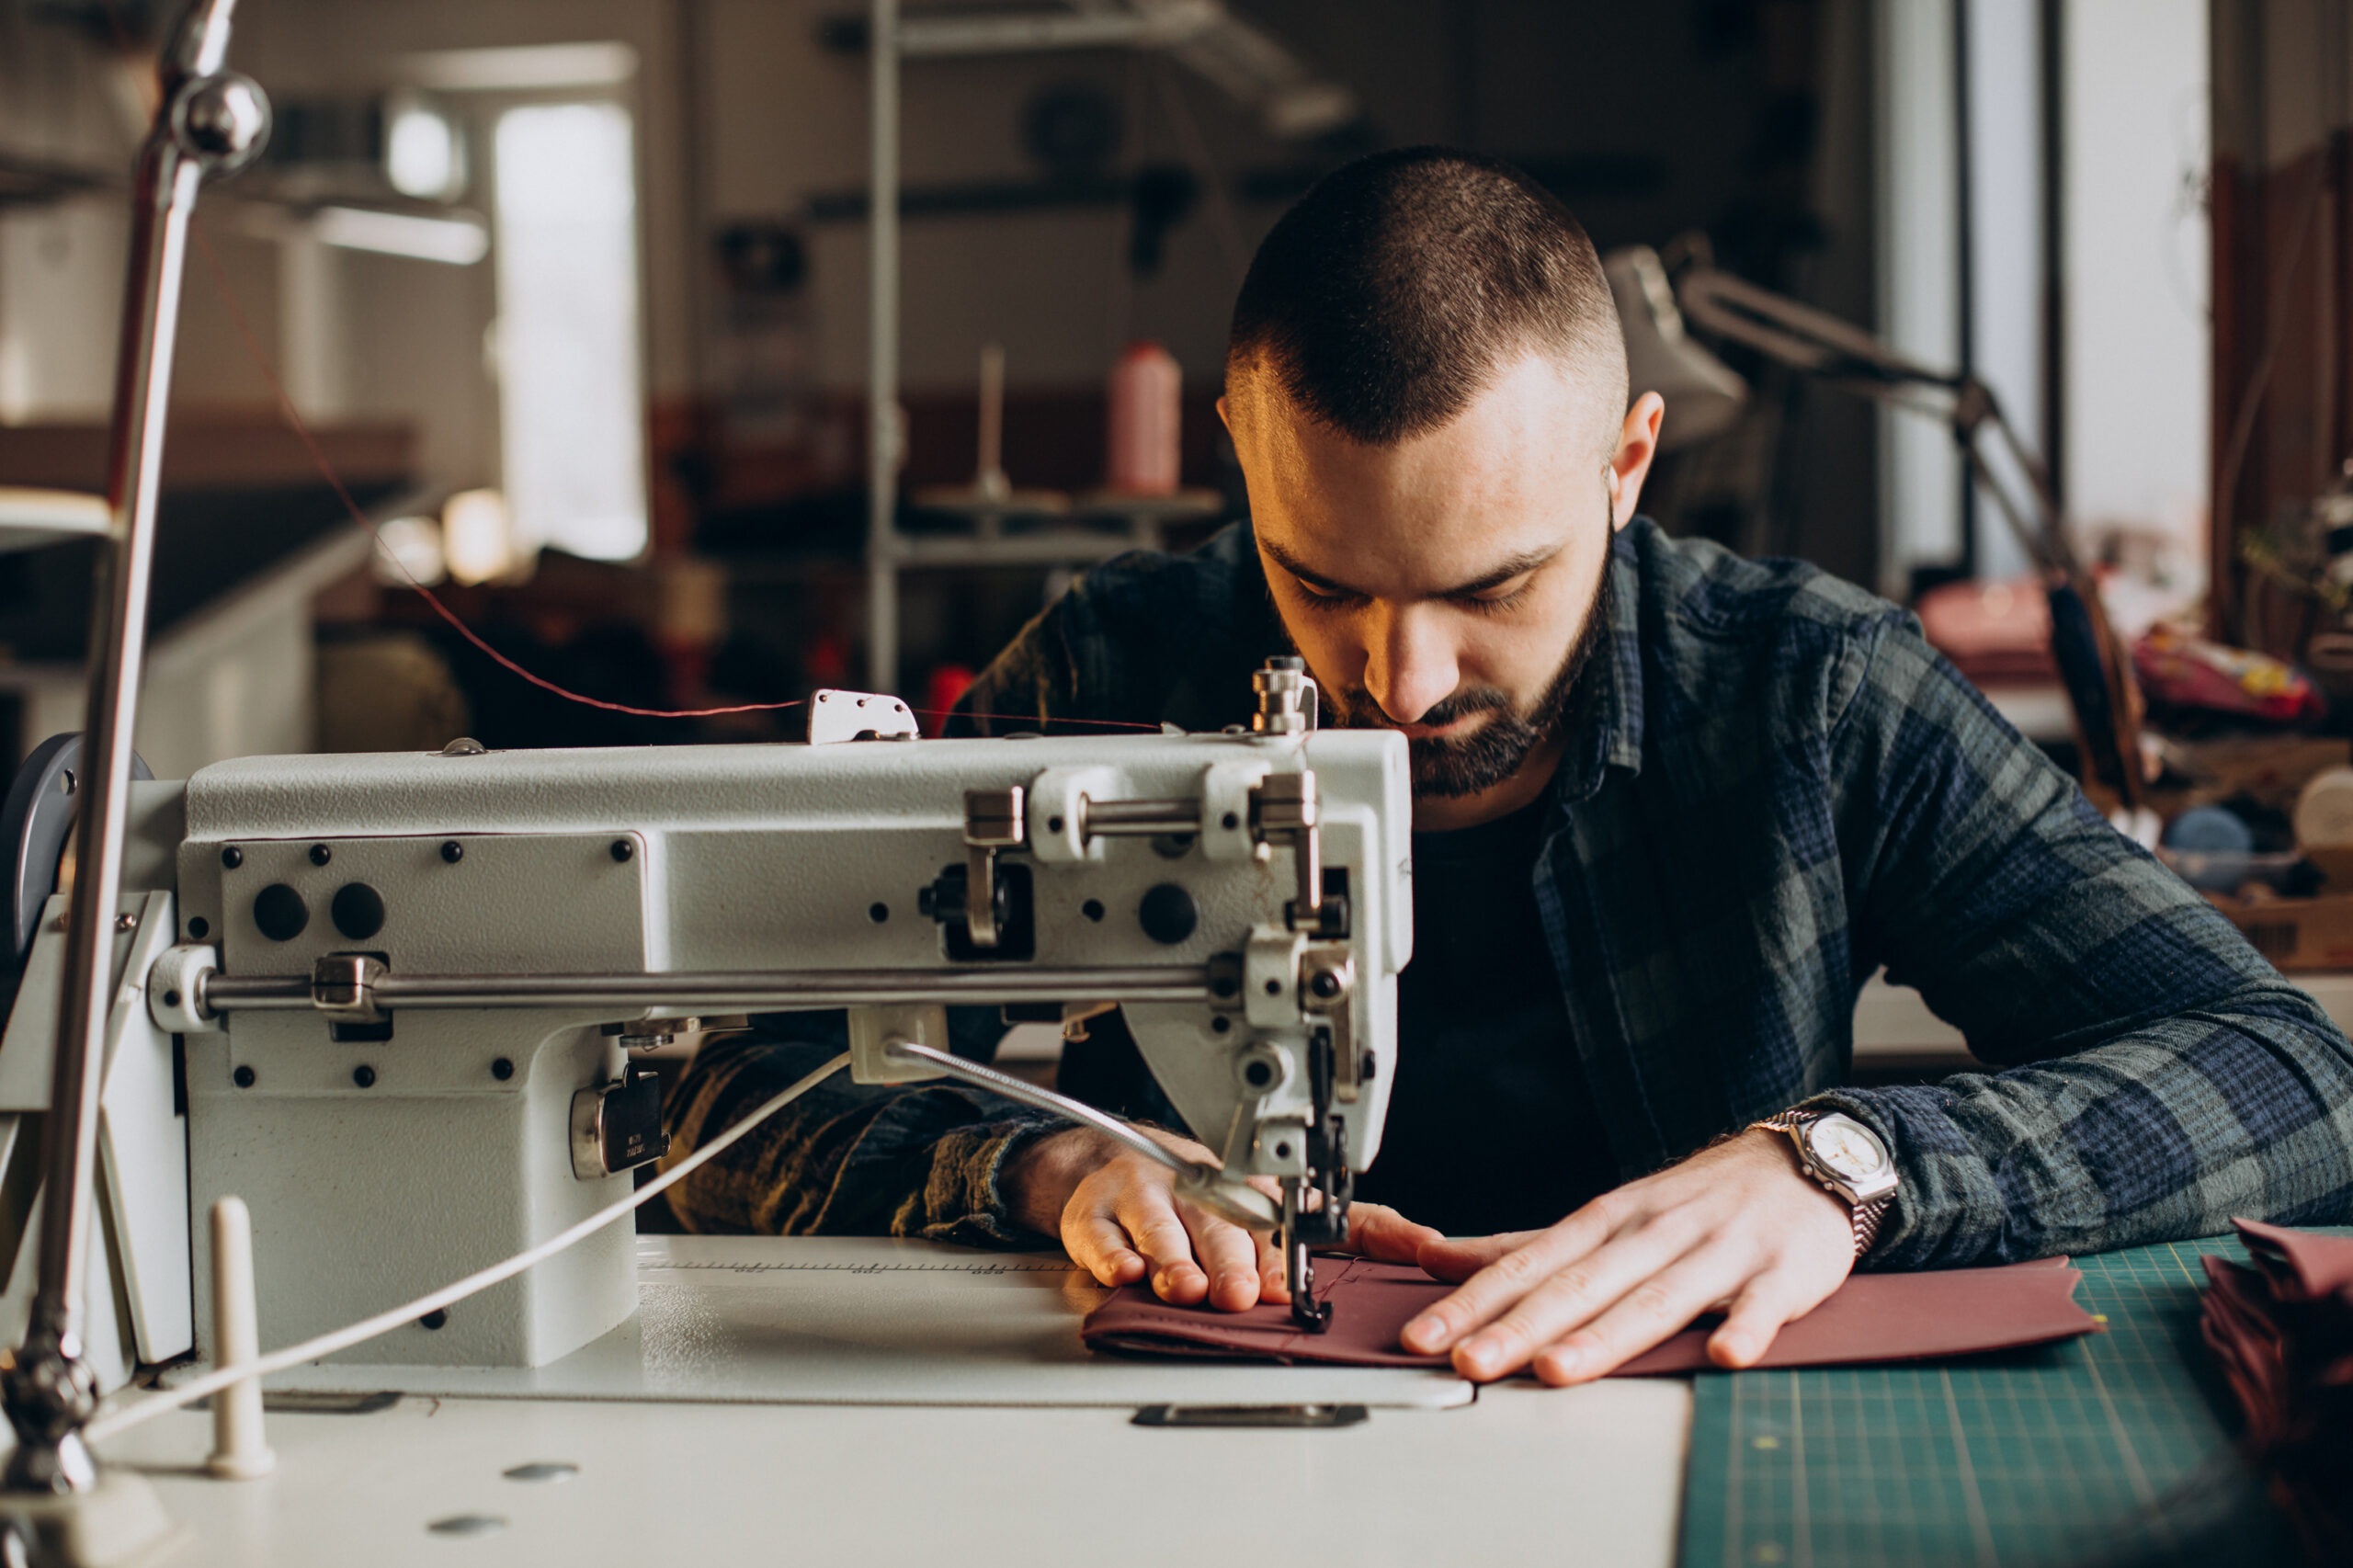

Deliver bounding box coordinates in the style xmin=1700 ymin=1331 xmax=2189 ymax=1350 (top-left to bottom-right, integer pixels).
xmin=84 ymin=1051 xmax=854 ymax=1446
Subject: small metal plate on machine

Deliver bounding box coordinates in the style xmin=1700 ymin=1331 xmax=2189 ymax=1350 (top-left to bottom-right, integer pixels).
xmin=1131 ymin=1403 xmax=1369 ymax=1428
xmin=205 ymin=831 xmax=647 ymax=978
xmin=571 ymin=1074 xmax=669 ymax=1179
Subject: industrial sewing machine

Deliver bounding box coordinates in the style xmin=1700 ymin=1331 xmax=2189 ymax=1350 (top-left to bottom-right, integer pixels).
xmin=0 ymin=666 xmax=1411 ymax=1387
xmin=0 ymin=11 xmax=1439 ymax=1558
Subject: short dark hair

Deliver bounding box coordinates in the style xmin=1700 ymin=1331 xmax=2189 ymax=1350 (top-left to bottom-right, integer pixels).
xmin=1226 ymin=148 xmax=1626 ymax=448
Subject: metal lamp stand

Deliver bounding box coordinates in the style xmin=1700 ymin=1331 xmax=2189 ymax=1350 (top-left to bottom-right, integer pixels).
xmin=0 ymin=1 xmax=267 ymax=1557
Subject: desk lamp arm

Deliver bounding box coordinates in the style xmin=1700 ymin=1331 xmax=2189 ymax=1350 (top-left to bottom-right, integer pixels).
xmin=1673 ymin=261 xmax=2142 ymax=810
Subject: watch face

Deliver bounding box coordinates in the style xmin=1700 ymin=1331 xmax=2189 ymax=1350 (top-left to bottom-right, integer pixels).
xmin=1805 ymin=1116 xmax=1888 ymax=1181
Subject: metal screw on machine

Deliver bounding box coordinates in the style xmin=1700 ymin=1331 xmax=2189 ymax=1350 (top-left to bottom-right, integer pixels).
xmin=603 ymin=1018 xmax=699 ymax=1053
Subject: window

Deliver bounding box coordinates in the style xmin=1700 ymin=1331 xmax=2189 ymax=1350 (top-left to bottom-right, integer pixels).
xmin=491 ymin=101 xmax=647 ymax=562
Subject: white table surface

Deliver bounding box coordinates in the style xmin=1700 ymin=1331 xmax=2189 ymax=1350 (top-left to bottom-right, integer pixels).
xmin=236 ymin=1237 xmax=1473 ymax=1412
xmin=82 ymin=1236 xmax=1692 ymax=1568
xmin=93 ymin=1379 xmax=1690 ymax=1568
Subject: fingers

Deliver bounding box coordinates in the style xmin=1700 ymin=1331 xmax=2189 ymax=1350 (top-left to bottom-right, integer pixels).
xmin=1177 ymin=1203 xmax=1267 ymax=1312
xmin=1383 ymin=1130 xmax=1859 ymax=1385
xmin=1063 ymin=1210 xmax=1146 ymax=1290
xmin=1427 ymin=1215 xmax=1702 ymax=1379
xmin=1399 ymin=1208 xmax=1628 ymax=1357
xmin=1059 ymin=1157 xmax=1205 ymax=1301
xmin=1346 ymin=1203 xmax=1446 ymax=1265
xmin=1529 ymin=1252 xmax=1744 ymax=1385
xmin=1114 ymin=1188 xmax=1211 ymax=1305
xmin=1052 ymin=1142 xmax=1298 ymax=1310
xmin=1254 ymin=1227 xmax=1290 ymax=1304
xmin=1705 ymin=1270 xmax=1824 ymax=1369
xmin=1413 ymin=1226 xmax=1552 ymax=1283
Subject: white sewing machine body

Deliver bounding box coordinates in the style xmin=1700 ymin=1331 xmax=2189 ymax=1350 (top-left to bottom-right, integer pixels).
xmin=0 ymin=712 xmax=1410 ymax=1384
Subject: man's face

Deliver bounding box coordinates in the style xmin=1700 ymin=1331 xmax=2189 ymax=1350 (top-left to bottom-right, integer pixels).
xmin=1222 ymin=350 xmax=1660 ymax=822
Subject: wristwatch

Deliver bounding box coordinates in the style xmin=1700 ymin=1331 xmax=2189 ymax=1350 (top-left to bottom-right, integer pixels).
xmin=1748 ymin=1110 xmax=1897 ymax=1259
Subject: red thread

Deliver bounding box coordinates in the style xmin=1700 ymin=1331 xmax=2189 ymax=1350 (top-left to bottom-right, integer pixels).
xmin=188 ymin=219 xmax=1159 ymax=735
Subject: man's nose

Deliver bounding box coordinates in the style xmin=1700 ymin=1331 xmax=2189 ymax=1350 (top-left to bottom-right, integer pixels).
xmin=1362 ymin=603 xmax=1460 ymax=725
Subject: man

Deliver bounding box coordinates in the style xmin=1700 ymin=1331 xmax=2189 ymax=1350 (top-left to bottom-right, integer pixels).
xmin=667 ymin=148 xmax=2353 ymax=1386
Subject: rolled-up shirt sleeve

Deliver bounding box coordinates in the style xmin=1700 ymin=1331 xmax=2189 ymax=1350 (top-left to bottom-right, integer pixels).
xmin=1807 ymin=611 xmax=2353 ymax=1267
xmin=662 ymin=1010 xmax=1062 ymax=1245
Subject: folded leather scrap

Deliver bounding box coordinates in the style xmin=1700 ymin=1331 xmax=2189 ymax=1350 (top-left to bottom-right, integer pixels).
xmin=1081 ymin=1254 xmax=2100 ymax=1375
xmin=2200 ymin=1220 xmax=2353 ymax=1563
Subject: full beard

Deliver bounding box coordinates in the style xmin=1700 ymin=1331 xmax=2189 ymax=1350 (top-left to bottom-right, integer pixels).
xmin=1319 ymin=568 xmax=1612 ymax=800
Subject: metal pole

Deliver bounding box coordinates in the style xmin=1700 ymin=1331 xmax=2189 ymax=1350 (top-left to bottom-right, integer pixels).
xmin=2 ymin=0 xmax=267 ymax=1494
xmin=865 ymin=0 xmax=901 ymax=694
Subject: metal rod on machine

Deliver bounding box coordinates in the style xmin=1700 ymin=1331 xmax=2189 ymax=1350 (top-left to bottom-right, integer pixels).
xmin=1079 ymin=799 xmax=1202 ymax=836
xmin=197 ymin=965 xmax=1216 ymax=1013
xmin=3 ymin=0 xmax=268 ymax=1495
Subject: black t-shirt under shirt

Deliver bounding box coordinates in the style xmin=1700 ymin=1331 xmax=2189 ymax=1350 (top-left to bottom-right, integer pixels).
xmin=1347 ymin=796 xmax=1622 ymax=1237
xmin=1054 ymin=794 xmax=1621 ymax=1238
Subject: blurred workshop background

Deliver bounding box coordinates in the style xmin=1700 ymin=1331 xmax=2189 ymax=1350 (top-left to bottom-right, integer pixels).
xmin=6 ymin=1 xmax=2353 ymax=975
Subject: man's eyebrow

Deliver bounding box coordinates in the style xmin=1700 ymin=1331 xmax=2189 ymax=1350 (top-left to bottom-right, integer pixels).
xmin=1260 ymin=535 xmax=1563 ymax=599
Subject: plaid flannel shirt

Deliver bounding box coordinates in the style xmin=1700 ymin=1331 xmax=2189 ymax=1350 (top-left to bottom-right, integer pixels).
xmin=666 ymin=517 xmax=2353 ymax=1265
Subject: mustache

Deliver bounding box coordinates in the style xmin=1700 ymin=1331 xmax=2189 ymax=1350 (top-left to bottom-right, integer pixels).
xmin=1330 ymin=685 xmax=1515 ymax=731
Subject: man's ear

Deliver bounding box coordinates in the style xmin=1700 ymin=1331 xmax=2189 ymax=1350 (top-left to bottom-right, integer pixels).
xmin=1608 ymin=392 xmax=1666 ymax=530
xmin=1215 ymin=394 xmax=1233 ymax=435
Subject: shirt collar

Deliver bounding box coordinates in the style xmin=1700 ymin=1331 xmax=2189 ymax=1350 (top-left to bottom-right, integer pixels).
xmin=1552 ymin=523 xmax=1647 ymax=804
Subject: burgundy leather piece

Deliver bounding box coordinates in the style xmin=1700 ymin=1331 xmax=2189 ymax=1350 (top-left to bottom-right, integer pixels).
xmin=2234 ymin=1217 xmax=2353 ymax=1300
xmin=2199 ymin=1220 xmax=2353 ymax=1563
xmin=1081 ymin=1254 xmax=2098 ymax=1375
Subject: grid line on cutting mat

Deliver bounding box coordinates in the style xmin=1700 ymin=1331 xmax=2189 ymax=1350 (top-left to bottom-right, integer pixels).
xmin=1679 ymin=1231 xmax=2349 ymax=1568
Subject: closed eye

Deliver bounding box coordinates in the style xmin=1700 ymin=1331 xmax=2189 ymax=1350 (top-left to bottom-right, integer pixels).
xmin=1449 ymin=577 xmax=1535 ymax=616
xmin=1284 ymin=565 xmax=1540 ymax=615
xmin=1290 ymin=577 xmax=1367 ymax=612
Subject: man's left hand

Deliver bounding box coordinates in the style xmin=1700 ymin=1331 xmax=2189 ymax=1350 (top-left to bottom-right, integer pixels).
xmin=1377 ymin=1129 xmax=1858 ymax=1384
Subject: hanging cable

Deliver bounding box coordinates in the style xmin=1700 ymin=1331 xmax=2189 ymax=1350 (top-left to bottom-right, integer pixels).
xmin=188 ymin=219 xmax=1162 ymax=734
xmin=84 ymin=1050 xmax=855 ymax=1446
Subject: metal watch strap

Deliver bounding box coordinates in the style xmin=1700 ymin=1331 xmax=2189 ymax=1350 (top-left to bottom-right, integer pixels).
xmin=1750 ymin=1111 xmax=1888 ymax=1260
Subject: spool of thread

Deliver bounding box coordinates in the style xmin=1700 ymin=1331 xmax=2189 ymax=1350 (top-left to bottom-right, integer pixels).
xmin=2163 ymin=804 xmax=2256 ymax=855
xmin=2295 ymin=767 xmax=2353 ymax=848
xmin=1106 ymin=341 xmax=1181 ymax=495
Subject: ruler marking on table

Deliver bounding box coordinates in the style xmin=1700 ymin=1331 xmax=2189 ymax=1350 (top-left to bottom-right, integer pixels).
xmin=1790 ymin=1372 xmax=1812 ymax=1568
xmin=1938 ymin=1368 xmax=1999 ymax=1568
xmin=1678 ymin=1233 xmax=2351 ymax=1568
xmin=1721 ymin=1374 xmax=1745 ymax=1568
xmin=2082 ymin=1336 xmax=2167 ymax=1552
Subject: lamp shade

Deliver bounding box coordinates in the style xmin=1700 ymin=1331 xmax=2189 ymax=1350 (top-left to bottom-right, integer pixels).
xmin=1603 ymin=245 xmax=1749 ymax=452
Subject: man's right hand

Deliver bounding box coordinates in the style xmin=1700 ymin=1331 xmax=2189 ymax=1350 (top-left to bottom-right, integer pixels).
xmin=1000 ymin=1124 xmax=1442 ymax=1312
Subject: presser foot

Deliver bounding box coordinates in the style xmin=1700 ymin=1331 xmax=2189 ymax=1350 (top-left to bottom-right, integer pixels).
xmin=1281 ymin=1189 xmax=1334 ymax=1334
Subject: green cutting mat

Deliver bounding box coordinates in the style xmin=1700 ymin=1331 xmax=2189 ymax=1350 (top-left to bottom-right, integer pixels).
xmin=1679 ymin=1232 xmax=2344 ymax=1568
